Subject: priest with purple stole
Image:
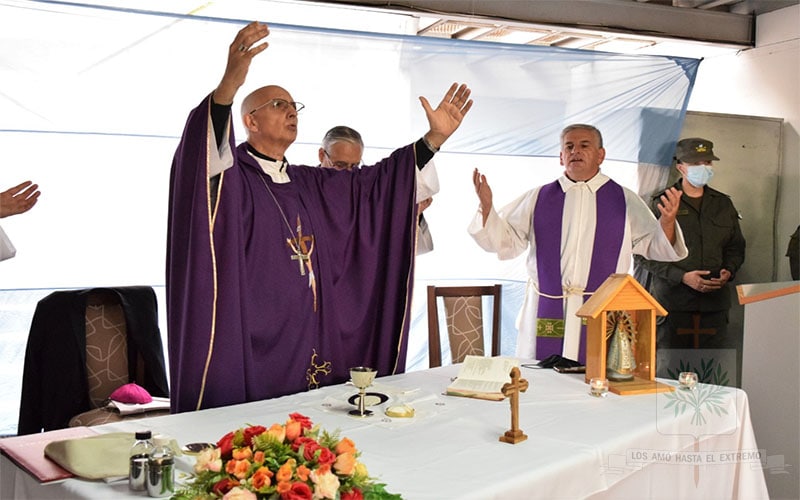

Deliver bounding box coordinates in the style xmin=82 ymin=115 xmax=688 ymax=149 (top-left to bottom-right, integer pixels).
xmin=469 ymin=124 xmax=687 ymax=363
xmin=167 ymin=21 xmax=473 ymax=413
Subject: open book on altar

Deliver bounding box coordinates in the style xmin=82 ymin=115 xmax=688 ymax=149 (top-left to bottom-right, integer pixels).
xmin=446 ymin=356 xmax=520 ymax=401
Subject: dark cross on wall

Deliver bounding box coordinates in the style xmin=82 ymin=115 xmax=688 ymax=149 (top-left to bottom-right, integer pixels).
xmin=677 ymin=313 xmax=717 ymax=348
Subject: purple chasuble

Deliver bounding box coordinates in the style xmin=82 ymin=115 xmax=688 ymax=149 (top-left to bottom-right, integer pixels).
xmin=167 ymin=95 xmax=418 ymax=413
xmin=532 ymin=179 xmax=626 ymax=362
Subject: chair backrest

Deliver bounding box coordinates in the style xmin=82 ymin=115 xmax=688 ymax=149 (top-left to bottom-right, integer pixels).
xmin=426 ymin=285 xmax=502 ymax=368
xmin=84 ymin=290 xmax=130 ymax=408
xmin=71 ymin=288 xmax=170 ymax=427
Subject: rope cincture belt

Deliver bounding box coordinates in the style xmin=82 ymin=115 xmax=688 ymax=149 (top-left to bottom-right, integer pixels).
xmin=532 ymin=280 xmax=593 ymax=300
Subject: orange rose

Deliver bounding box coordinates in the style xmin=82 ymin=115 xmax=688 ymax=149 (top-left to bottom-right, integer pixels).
xmin=251 ymin=467 xmax=272 ymax=489
xmin=232 ymin=447 xmax=253 ymax=460
xmin=253 ymin=450 xmax=265 ymax=465
xmin=335 ymin=438 xmax=356 ymax=455
xmin=276 ymin=480 xmax=291 ymax=495
xmin=226 ymin=459 xmax=251 ymax=479
xmin=285 ymin=420 xmax=302 ymax=442
xmin=276 ymin=461 xmax=294 ymax=483
xmin=296 ymin=464 xmax=311 ymax=482
xmin=334 ymin=451 xmax=356 ymax=476
xmin=267 ymin=423 xmax=286 ymax=443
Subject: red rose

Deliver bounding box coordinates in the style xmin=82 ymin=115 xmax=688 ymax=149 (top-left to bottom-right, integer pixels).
xmin=211 ymin=477 xmax=238 ymax=496
xmin=341 ymin=489 xmax=364 ymax=500
xmin=288 ymin=413 xmax=313 ymax=431
xmin=291 ymin=436 xmax=315 ymax=453
xmin=302 ymin=441 xmax=321 ymax=462
xmin=316 ymin=447 xmax=336 ymax=466
xmin=281 ymin=481 xmax=313 ymax=500
xmin=217 ymin=431 xmax=235 ymax=457
xmin=243 ymin=425 xmax=267 ymax=446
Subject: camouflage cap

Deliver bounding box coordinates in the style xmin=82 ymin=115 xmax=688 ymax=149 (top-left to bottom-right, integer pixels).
xmin=675 ymin=137 xmax=720 ymax=163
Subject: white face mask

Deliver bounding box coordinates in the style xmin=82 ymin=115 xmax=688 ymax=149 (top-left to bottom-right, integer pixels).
xmin=685 ymin=164 xmax=714 ymax=187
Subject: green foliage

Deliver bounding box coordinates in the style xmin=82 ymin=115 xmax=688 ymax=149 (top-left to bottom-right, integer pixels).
xmin=363 ymin=482 xmax=405 ymax=500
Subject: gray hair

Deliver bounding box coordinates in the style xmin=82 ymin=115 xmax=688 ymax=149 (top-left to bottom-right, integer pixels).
xmin=321 ymin=126 xmax=364 ymax=151
xmin=560 ymin=124 xmax=603 ymax=148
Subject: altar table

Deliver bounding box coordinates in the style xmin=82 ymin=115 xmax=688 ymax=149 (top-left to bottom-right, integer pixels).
xmin=0 ymin=362 xmax=768 ymax=499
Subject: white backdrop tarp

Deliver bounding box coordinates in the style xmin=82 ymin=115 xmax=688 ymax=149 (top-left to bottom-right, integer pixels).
xmin=1 ymin=0 xmax=699 ymax=289
xmin=0 ymin=1 xmax=700 ymax=433
xmin=0 ymin=1 xmax=700 ymax=390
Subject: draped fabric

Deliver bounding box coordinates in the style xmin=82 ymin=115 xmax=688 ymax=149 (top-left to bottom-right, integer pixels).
xmin=1 ymin=1 xmax=699 ymax=290
xmin=167 ymin=96 xmax=417 ymax=412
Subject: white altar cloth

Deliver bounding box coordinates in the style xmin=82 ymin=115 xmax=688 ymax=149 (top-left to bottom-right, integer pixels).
xmin=0 ymin=362 xmax=768 ymax=499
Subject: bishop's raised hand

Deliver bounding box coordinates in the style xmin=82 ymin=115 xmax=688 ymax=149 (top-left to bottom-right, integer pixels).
xmin=214 ymin=21 xmax=271 ymax=105
xmin=419 ymin=83 xmax=473 ymax=150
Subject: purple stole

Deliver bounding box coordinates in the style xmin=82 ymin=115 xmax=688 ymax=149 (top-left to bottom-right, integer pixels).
xmin=532 ymin=179 xmax=626 ymax=362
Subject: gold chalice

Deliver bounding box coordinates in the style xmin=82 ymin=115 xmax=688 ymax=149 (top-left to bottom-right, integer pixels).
xmin=349 ymin=366 xmax=377 ymax=417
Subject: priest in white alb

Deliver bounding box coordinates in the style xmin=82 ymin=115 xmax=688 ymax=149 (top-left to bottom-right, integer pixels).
xmin=469 ymin=124 xmax=687 ymax=362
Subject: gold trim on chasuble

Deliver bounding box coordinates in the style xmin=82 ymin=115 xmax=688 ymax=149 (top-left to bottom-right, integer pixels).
xmin=389 ymin=145 xmax=420 ymax=375
xmin=306 ymin=349 xmax=332 ymax=390
xmin=196 ymin=108 xmax=223 ymax=411
xmin=390 ymin=191 xmax=417 ymax=375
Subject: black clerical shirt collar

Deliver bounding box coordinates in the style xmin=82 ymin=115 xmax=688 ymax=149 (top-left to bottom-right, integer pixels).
xmin=247 ymin=144 xmax=287 ymax=171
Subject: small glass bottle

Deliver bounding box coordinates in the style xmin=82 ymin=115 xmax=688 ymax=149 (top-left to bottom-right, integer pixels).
xmin=146 ymin=436 xmax=175 ymax=498
xmin=129 ymin=430 xmax=154 ymax=491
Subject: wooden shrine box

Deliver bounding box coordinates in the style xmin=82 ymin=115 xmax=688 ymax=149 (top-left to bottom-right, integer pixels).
xmin=576 ymin=273 xmax=674 ymax=395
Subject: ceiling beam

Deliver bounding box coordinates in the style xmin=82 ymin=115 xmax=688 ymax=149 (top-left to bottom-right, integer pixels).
xmin=303 ymin=0 xmax=754 ymax=47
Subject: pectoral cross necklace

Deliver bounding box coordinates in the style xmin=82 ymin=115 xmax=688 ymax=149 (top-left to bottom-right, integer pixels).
xmin=256 ymin=171 xmax=318 ymax=311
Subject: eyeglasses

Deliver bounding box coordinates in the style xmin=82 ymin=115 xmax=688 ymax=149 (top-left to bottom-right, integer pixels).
xmin=248 ymin=98 xmax=305 ymax=115
xmin=323 ymin=150 xmax=361 ymax=171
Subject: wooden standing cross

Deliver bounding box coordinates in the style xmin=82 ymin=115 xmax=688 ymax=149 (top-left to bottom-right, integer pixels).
xmin=499 ymin=366 xmax=529 ymax=444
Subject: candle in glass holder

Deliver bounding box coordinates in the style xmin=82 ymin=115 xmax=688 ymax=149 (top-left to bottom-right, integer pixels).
xmin=589 ymin=377 xmax=609 ymax=397
xmin=678 ymin=371 xmax=698 ymax=390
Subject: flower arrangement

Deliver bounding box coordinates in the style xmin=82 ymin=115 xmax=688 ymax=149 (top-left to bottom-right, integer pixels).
xmin=173 ymin=413 xmax=402 ymax=500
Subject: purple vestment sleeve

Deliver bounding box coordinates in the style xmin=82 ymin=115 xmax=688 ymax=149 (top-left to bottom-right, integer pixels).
xmin=167 ymin=95 xmax=417 ymax=413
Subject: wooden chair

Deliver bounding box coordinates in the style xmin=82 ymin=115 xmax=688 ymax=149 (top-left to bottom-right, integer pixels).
xmin=426 ymin=285 xmax=502 ymax=368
